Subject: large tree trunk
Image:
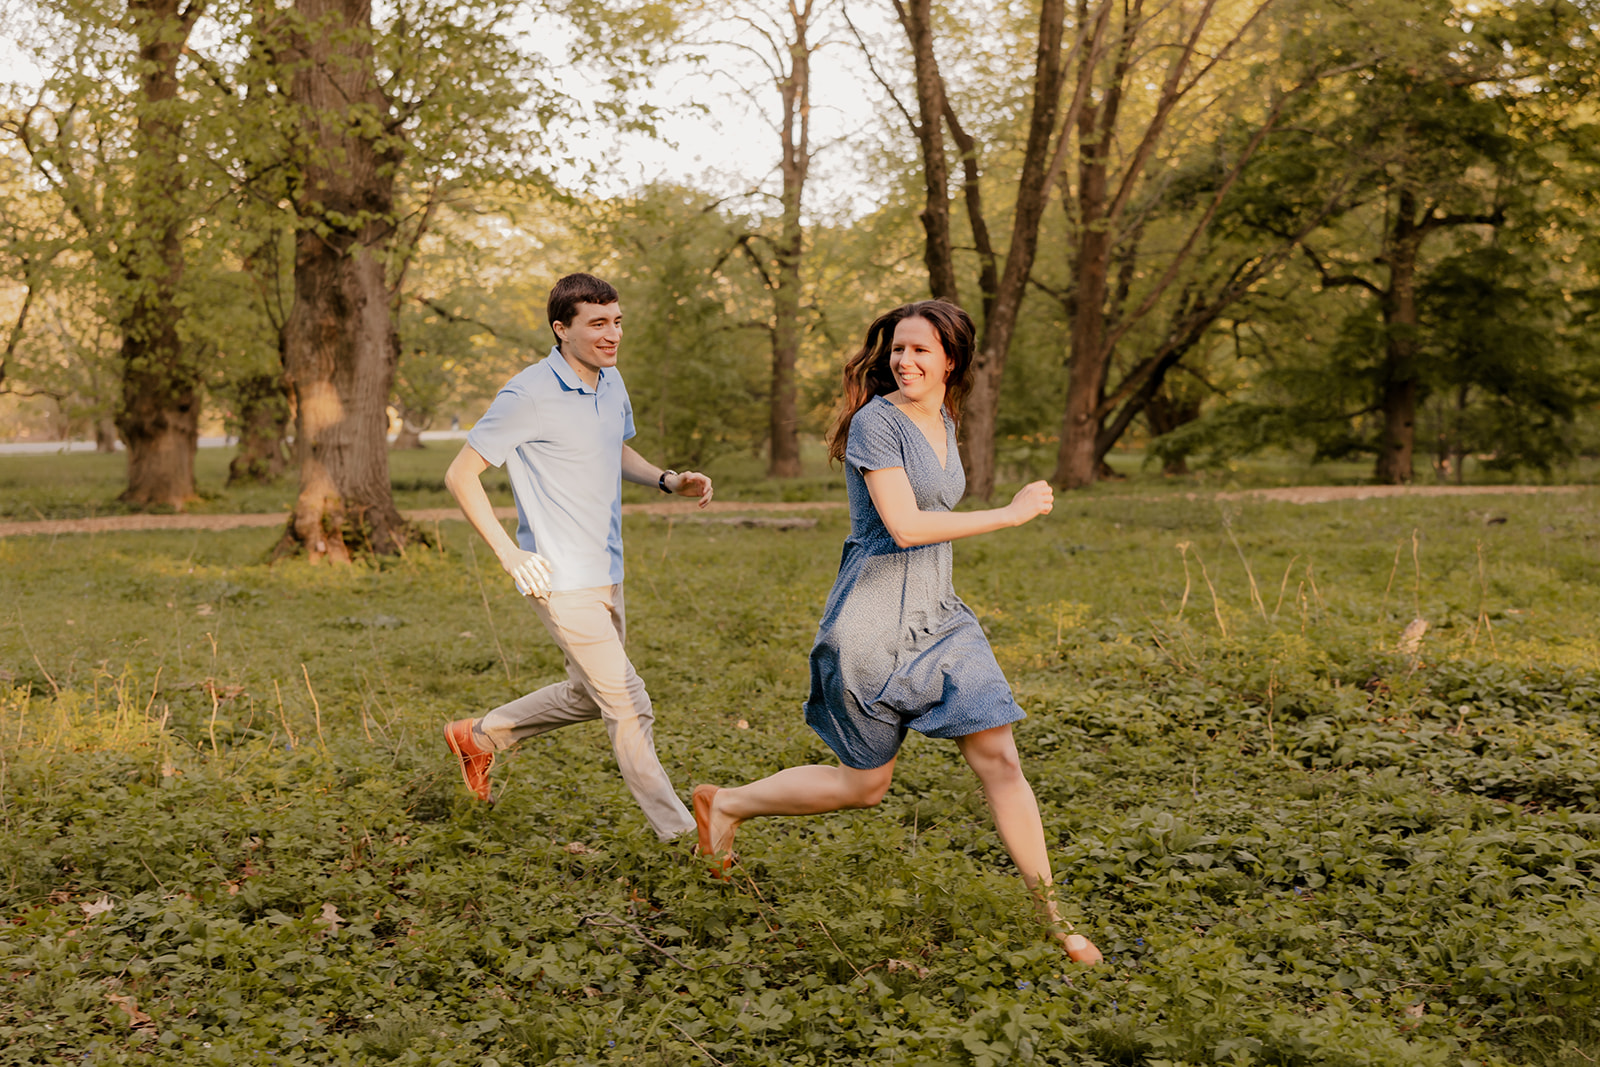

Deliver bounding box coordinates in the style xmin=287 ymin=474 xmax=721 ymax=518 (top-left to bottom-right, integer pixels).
xmin=227 ymin=370 xmax=291 ymax=484
xmin=897 ymin=0 xmax=1071 ymax=498
xmin=960 ymin=0 xmax=1068 ymax=499
xmin=896 ymin=0 xmax=959 ymax=304
xmin=115 ymin=0 xmax=200 ymax=508
xmin=1374 ymin=190 xmax=1423 ymax=485
xmin=281 ymin=0 xmax=410 ymax=560
xmin=767 ymin=1 xmax=811 ymax=480
xmin=1052 ymin=39 xmax=1118 ymax=491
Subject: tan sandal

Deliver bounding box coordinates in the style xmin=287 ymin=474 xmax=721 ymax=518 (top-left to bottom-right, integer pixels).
xmin=691 ymin=784 xmax=733 ymax=880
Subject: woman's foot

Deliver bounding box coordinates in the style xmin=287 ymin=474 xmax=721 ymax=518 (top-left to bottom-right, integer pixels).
xmin=691 ymin=784 xmax=737 ymax=878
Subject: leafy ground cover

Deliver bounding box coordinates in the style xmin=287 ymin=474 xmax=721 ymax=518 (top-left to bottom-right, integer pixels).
xmin=3 ymin=467 xmax=1600 ymax=1064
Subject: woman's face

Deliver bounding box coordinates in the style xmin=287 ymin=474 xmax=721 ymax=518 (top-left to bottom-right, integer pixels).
xmin=889 ymin=315 xmax=953 ymax=405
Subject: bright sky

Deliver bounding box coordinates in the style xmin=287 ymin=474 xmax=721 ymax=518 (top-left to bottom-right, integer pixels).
xmin=532 ymin=9 xmax=903 ymax=221
xmin=0 ymin=1 xmax=904 ymax=220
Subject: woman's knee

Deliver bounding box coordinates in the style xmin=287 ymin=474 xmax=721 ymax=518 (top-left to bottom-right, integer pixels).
xmin=963 ymin=733 xmax=1025 ymax=783
xmin=841 ymin=765 xmax=894 ymax=807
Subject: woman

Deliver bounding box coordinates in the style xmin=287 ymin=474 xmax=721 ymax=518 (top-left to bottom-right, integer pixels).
xmin=693 ymin=300 xmax=1101 ymax=965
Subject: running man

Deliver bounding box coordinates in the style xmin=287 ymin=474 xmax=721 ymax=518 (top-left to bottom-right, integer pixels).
xmin=442 ymin=272 xmax=712 ymax=841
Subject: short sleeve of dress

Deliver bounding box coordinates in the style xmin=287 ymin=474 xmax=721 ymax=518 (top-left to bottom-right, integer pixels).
xmin=844 ymin=400 xmax=907 ymax=474
xmin=466 ymin=382 xmax=536 ymax=468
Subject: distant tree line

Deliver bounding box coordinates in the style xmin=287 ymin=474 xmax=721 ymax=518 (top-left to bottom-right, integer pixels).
xmin=1 ymin=0 xmax=1596 ymax=558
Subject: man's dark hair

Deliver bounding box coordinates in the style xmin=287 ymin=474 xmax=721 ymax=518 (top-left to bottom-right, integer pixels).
xmin=547 ymin=273 xmax=620 ymax=345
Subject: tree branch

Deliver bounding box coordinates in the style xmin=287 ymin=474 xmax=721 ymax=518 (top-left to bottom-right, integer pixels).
xmin=842 ymin=6 xmax=916 ymax=132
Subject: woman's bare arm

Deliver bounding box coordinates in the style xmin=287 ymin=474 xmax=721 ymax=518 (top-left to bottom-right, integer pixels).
xmin=862 ymin=466 xmax=1053 ymax=549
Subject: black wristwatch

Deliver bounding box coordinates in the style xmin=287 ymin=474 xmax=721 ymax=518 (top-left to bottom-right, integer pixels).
xmin=658 ymin=469 xmax=677 ymax=494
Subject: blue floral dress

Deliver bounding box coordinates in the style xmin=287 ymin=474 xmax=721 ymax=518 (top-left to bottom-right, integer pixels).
xmin=804 ymin=395 xmax=1025 ymax=769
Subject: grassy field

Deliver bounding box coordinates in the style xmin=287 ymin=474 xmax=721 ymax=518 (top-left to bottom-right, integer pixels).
xmin=3 ymin=451 xmax=1600 ymax=1064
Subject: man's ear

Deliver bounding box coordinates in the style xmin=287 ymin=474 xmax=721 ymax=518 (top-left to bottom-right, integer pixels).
xmin=552 ymin=320 xmax=568 ymax=343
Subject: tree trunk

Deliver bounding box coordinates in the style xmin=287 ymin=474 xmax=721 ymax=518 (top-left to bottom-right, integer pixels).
xmin=1052 ymin=64 xmax=1117 ymax=491
xmin=960 ymin=0 xmax=1068 ymax=499
xmin=281 ymin=0 xmax=410 ymax=561
xmin=896 ymin=0 xmax=959 ymax=304
xmin=1375 ymin=377 xmax=1417 ymax=484
xmin=227 ymin=370 xmax=291 ymax=484
xmin=1374 ymin=190 xmax=1423 ymax=485
xmin=391 ymin=411 xmax=426 ymax=450
xmin=896 ymin=0 xmax=1070 ymax=498
xmin=114 ymin=0 xmax=200 ymax=508
xmin=768 ymin=249 xmax=802 ymax=477
xmin=767 ymin=1 xmax=811 ymax=480
xmin=94 ymin=415 xmax=120 ymax=453
xmin=1144 ymin=387 xmax=1201 ymax=474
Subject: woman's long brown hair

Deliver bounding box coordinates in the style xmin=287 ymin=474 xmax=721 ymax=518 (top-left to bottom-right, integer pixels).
xmin=826 ymin=300 xmax=977 ymax=464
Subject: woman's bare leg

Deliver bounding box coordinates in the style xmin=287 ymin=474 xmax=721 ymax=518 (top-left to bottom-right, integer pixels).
xmin=957 ymin=724 xmax=1101 ymax=963
xmin=700 ymin=759 xmax=896 ymax=856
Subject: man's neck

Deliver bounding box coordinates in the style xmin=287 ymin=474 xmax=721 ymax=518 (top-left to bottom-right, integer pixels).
xmin=558 ymin=346 xmax=601 ymax=390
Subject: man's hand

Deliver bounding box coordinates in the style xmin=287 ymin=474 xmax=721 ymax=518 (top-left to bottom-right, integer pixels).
xmin=499 ymin=547 xmax=553 ymax=598
xmin=669 ymin=470 xmax=715 ymax=509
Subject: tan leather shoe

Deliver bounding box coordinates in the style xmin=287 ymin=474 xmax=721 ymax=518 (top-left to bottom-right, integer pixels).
xmin=444 ymin=719 xmax=494 ymax=803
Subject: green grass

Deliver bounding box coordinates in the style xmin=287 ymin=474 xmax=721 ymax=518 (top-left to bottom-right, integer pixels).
xmin=3 ymin=476 xmax=1600 ymax=1063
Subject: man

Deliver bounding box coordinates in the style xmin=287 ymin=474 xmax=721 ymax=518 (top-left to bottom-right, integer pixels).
xmin=442 ymin=272 xmax=712 ymax=841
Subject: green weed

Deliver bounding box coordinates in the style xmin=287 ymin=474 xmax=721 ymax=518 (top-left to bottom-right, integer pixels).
xmin=3 ymin=487 xmax=1599 ymax=1063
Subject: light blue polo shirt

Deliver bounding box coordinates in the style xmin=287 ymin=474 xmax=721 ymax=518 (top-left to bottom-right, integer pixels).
xmin=466 ymin=348 xmax=635 ymax=592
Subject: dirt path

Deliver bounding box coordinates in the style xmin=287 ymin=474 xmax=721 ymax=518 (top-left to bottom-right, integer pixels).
xmin=0 ymin=485 xmax=1586 ymax=538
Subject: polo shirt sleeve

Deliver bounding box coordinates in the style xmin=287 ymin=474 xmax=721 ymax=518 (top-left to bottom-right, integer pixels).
xmin=466 ymin=381 xmax=536 ymax=468
xmin=619 ymin=378 xmax=636 ymax=442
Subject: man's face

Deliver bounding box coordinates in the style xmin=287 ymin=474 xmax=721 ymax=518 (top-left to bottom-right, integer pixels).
xmin=554 ymin=300 xmax=622 ymax=377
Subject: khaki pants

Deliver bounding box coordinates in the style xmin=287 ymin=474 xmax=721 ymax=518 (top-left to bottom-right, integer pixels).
xmin=474 ymin=584 xmax=694 ymax=841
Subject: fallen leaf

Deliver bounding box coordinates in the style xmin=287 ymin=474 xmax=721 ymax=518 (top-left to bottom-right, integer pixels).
xmin=81 ymin=896 xmax=114 ymax=918
xmin=106 ymin=992 xmax=154 ymax=1035
xmin=1404 ymin=1003 xmax=1425 ymax=1018
xmin=222 ymin=881 xmax=241 ymax=896
xmin=886 ymin=958 xmax=930 ymax=978
xmin=196 ymin=604 xmax=215 ymax=616
xmin=735 ymin=719 xmax=750 ymax=730
xmin=583 ymin=986 xmax=602 ymax=998
xmin=161 ymin=762 xmax=179 ymax=778
xmin=563 ymin=841 xmax=593 ymax=855
xmin=314 ymin=902 xmax=343 ymax=937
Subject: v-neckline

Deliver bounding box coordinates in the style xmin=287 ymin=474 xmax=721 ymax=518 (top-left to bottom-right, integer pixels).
xmin=883 ymin=396 xmax=950 ymax=472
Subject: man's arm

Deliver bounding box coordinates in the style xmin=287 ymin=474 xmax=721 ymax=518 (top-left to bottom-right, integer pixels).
xmin=445 ymin=444 xmax=552 ymax=597
xmin=620 ymin=445 xmax=714 ymax=509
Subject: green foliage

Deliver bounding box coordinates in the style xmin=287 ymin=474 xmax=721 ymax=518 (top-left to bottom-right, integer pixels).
xmin=592 ymin=186 xmax=774 ymax=467
xmin=3 ymin=478 xmax=1600 ymax=1063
